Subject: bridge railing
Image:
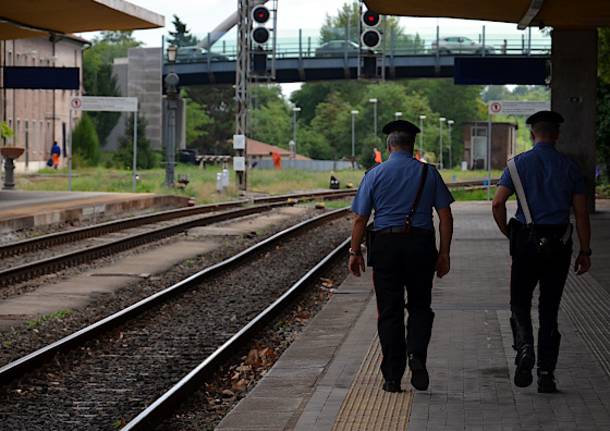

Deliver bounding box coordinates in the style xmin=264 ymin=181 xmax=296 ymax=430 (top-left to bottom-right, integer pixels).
xmin=166 ymin=28 xmax=551 ymax=64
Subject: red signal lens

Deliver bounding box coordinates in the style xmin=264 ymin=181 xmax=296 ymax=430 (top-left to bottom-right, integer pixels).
xmin=362 ymin=10 xmax=380 ymax=27
xmin=252 ymin=6 xmax=270 ymax=24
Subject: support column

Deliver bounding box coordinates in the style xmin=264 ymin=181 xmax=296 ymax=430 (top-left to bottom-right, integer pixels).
xmin=551 ymin=29 xmax=597 ymax=211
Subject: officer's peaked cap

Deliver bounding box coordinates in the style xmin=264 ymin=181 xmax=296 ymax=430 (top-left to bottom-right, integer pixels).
xmin=382 ymin=120 xmax=421 ymax=135
xmin=525 ymin=110 xmax=564 ymax=126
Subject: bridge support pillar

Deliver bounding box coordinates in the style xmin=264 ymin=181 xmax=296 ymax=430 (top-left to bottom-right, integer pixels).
xmin=551 ymin=29 xmax=597 ymax=211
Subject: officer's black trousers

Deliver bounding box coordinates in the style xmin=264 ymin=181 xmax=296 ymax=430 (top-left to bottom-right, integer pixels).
xmin=510 ymin=244 xmax=571 ymax=372
xmin=371 ymin=233 xmax=437 ymax=383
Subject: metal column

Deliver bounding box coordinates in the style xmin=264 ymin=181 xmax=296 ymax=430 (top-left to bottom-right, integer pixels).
xmin=235 ymin=0 xmax=251 ymax=191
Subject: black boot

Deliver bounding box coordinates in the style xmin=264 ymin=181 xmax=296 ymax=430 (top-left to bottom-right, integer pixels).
xmin=382 ymin=380 xmax=403 ymax=393
xmin=408 ymin=354 xmax=429 ymax=391
xmin=537 ymin=370 xmax=558 ymax=393
xmin=510 ymin=316 xmax=535 ymax=388
xmin=514 ymin=344 xmax=535 ymax=387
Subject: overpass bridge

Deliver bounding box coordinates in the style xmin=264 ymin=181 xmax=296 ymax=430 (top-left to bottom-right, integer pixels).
xmin=163 ymin=31 xmax=551 ymax=86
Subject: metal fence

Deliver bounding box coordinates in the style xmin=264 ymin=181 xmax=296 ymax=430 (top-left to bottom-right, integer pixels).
xmin=254 ymin=159 xmax=356 ymax=171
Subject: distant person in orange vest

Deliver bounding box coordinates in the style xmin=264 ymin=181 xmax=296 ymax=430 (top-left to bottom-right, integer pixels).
xmin=271 ymin=151 xmax=282 ymax=170
xmin=51 ymin=141 xmax=61 ymax=169
xmin=373 ymin=147 xmax=383 ymax=164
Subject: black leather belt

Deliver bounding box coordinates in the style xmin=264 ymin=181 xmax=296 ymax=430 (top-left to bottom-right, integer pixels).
xmin=376 ymin=226 xmax=435 ymax=236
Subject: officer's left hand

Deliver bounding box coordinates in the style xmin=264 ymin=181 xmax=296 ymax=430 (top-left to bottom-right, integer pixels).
xmin=349 ymin=255 xmax=366 ymax=277
xmin=574 ymin=255 xmax=591 ymax=275
xmin=436 ymin=253 xmax=450 ymax=278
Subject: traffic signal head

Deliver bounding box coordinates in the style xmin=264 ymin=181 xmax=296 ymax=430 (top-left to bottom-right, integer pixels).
xmin=362 ymin=10 xmax=380 ymax=27
xmin=252 ymin=5 xmax=270 ymax=24
xmin=361 ymin=29 xmax=381 ymax=49
xmin=251 ymin=27 xmax=270 ymax=45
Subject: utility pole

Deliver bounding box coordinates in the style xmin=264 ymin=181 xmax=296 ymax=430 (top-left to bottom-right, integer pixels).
xmin=447 ymin=119 xmax=454 ymax=169
xmin=419 ymin=114 xmax=426 ymax=155
xmin=235 ymin=0 xmax=251 ymax=191
xmin=439 ymin=117 xmax=446 ymax=169
xmin=369 ymin=98 xmax=378 ymax=138
xmin=351 ymin=110 xmax=359 ymax=167
xmin=165 ymin=45 xmax=179 ymax=188
xmin=292 ymin=106 xmax=301 ymax=157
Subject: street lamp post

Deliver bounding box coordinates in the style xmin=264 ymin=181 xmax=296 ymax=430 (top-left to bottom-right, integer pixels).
xmin=439 ymin=117 xmax=446 ymax=169
xmin=447 ymin=119 xmax=454 ymax=169
xmin=164 ymin=45 xmax=179 ymax=188
xmin=351 ymin=110 xmax=359 ymax=167
xmin=419 ymin=114 xmax=426 ymax=155
xmin=292 ymin=106 xmax=301 ymax=159
xmin=369 ymin=98 xmax=378 ymax=137
xmin=394 ymin=111 xmax=403 ymax=121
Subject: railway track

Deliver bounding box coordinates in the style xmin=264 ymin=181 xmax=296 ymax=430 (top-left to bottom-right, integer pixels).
xmin=0 ymin=190 xmax=355 ymax=287
xmin=0 ymin=208 xmax=351 ymax=431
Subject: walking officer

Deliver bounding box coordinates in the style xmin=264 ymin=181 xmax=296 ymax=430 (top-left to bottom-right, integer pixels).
xmin=492 ymin=110 xmax=592 ymax=393
xmin=348 ymin=120 xmax=454 ymax=393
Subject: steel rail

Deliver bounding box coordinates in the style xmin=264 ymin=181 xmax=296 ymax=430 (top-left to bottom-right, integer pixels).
xmin=122 ymin=237 xmax=351 ymax=430
xmin=0 ymin=189 xmax=355 ymax=259
xmin=0 ymin=203 xmax=286 ymax=287
xmin=0 ymin=207 xmax=350 ymax=385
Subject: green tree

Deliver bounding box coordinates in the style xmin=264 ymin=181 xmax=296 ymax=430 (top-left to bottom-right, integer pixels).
xmin=114 ymin=114 xmax=157 ymax=169
xmin=183 ymin=92 xmax=212 ymax=150
xmin=597 ymin=28 xmax=610 ymax=181
xmin=250 ymin=99 xmax=292 ymax=148
xmin=298 ymin=127 xmax=335 ymax=159
xmin=185 ymin=85 xmax=235 ymax=154
xmin=168 ymin=15 xmax=198 ymax=47
xmin=72 ymin=113 xmax=101 ymax=166
xmin=83 ymin=31 xmax=141 ymax=146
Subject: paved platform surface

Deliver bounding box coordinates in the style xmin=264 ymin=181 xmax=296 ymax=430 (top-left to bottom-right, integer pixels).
xmin=0 ymin=190 xmax=188 ymax=233
xmin=216 ymin=200 xmax=610 ymax=431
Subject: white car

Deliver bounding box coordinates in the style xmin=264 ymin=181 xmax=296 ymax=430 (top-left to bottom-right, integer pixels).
xmin=431 ymin=36 xmax=495 ymax=55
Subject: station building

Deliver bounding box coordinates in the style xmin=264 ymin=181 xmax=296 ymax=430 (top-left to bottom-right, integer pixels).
xmin=0 ymin=36 xmax=87 ymax=171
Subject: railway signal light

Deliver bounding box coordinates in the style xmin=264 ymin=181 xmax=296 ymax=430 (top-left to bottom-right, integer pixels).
xmin=361 ymin=9 xmax=381 ymax=50
xmin=252 ymin=5 xmax=270 ymax=24
xmin=251 ymin=27 xmax=270 ymax=45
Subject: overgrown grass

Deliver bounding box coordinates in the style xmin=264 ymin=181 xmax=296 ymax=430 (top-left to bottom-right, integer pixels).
xmin=26 ymin=309 xmax=72 ymax=330
xmin=17 ymin=165 xmax=502 ymax=204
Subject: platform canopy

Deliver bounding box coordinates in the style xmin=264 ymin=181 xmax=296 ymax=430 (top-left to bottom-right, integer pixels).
xmin=364 ymin=0 xmax=610 ymax=28
xmin=0 ymin=0 xmax=164 ymax=40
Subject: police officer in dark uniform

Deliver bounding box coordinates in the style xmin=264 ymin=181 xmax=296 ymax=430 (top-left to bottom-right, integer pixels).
xmin=492 ymin=110 xmax=592 ymax=393
xmin=349 ymin=120 xmax=454 ymax=393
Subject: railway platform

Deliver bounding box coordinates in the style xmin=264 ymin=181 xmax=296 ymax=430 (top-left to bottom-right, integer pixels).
xmin=217 ymin=201 xmax=610 ymax=431
xmin=0 ymin=190 xmax=189 ymax=233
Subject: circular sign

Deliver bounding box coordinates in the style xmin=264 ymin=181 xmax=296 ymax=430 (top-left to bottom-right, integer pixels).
xmin=489 ymin=102 xmax=502 ymax=114
xmin=71 ymin=97 xmax=82 ymax=109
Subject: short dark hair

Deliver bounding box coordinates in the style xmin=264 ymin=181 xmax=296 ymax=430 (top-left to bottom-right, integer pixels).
xmin=532 ymin=121 xmax=559 ymax=136
xmin=387 ymin=131 xmax=415 ymax=149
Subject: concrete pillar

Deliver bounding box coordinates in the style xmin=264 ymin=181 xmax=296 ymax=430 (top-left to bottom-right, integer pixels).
xmin=551 ymin=29 xmax=597 ymax=211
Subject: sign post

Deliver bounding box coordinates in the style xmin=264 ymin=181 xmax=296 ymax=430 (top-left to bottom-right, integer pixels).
xmin=486 ymin=100 xmax=551 ymax=200
xmin=70 ymin=96 xmax=139 ymax=192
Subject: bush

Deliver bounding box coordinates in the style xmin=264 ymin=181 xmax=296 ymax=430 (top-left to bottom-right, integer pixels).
xmin=114 ymin=114 xmax=157 ymax=169
xmin=72 ymin=113 xmax=101 ymax=166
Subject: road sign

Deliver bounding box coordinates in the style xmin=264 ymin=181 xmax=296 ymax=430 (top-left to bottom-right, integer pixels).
xmin=70 ymin=96 xmax=138 ymax=112
xmin=488 ymin=100 xmax=550 ymax=116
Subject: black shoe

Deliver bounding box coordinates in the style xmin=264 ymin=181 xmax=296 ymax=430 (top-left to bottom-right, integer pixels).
xmin=382 ymin=380 xmax=402 ymax=393
xmin=514 ymin=344 xmax=535 ymax=388
xmin=537 ymin=371 xmax=558 ymax=393
xmin=408 ymin=354 xmax=429 ymax=391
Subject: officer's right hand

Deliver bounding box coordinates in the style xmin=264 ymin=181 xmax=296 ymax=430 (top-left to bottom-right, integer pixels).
xmin=349 ymin=255 xmax=366 ymax=277
xmin=436 ymin=253 xmax=450 ymax=278
xmin=574 ymin=254 xmax=591 ymax=275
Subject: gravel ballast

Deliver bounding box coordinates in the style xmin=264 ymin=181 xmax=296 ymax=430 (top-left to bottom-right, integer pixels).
xmin=0 ymin=213 xmax=352 ymax=430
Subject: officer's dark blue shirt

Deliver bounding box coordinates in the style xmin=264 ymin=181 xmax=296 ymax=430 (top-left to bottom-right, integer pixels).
xmin=498 ymin=142 xmax=586 ymax=225
xmin=351 ymin=151 xmax=454 ymax=231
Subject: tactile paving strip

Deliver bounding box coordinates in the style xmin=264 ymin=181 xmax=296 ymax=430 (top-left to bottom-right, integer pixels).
xmin=332 ymin=334 xmax=413 ymax=431
xmin=562 ymin=271 xmax=610 ymax=375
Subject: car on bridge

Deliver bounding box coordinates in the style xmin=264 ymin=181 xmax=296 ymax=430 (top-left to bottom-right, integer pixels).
xmin=315 ymin=40 xmax=360 ymax=58
xmin=431 ymin=36 xmax=495 ymax=55
xmin=174 ymin=46 xmax=229 ymax=63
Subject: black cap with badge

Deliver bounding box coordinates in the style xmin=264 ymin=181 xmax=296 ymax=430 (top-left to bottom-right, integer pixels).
xmin=525 ymin=110 xmax=564 ymax=126
xmin=382 ymin=120 xmax=421 ymax=135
